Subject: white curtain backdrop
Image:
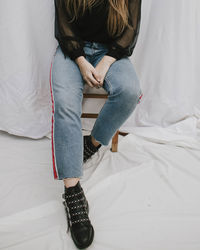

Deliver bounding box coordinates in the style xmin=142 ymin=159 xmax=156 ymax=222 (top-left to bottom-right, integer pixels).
xmin=0 ymin=0 xmax=199 ymax=138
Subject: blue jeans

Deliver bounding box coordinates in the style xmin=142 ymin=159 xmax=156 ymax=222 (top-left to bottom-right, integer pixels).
xmin=49 ymin=41 xmax=143 ymax=180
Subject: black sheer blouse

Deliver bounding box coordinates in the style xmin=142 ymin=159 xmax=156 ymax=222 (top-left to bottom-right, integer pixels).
xmin=54 ymin=0 xmax=142 ymax=61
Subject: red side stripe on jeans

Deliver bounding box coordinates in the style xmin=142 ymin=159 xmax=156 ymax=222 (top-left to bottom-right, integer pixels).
xmin=138 ymin=93 xmax=143 ymax=104
xmin=49 ymin=61 xmax=58 ymax=179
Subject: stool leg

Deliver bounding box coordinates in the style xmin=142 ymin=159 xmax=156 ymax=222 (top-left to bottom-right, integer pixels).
xmin=111 ymin=130 xmax=119 ymax=152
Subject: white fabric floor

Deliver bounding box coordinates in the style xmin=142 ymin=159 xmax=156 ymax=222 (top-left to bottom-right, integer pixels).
xmin=0 ymin=116 xmax=200 ymax=250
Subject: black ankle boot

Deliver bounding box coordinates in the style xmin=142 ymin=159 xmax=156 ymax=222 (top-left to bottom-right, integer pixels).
xmin=62 ymin=181 xmax=94 ymax=249
xmin=83 ymin=135 xmax=101 ymax=163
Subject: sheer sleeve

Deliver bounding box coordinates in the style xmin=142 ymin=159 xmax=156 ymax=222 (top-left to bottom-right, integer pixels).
xmin=106 ymin=0 xmax=142 ymax=60
xmin=54 ymin=0 xmax=86 ymax=61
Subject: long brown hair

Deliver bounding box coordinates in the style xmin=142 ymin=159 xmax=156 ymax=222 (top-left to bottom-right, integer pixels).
xmin=60 ymin=0 xmax=130 ymax=38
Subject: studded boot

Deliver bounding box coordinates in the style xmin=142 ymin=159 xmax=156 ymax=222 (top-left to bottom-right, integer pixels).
xmin=62 ymin=181 xmax=94 ymax=249
xmin=83 ymin=135 xmax=101 ymax=163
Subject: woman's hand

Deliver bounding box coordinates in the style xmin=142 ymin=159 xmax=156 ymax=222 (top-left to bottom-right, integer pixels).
xmin=75 ymin=55 xmax=116 ymax=88
xmin=75 ymin=56 xmax=100 ymax=88
xmin=93 ymin=56 xmax=116 ymax=87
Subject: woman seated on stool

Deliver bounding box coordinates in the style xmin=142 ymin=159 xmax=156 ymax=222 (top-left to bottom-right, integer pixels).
xmin=50 ymin=0 xmax=143 ymax=248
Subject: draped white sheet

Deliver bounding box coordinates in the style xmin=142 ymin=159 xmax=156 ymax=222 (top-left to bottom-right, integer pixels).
xmin=0 ymin=0 xmax=199 ymax=138
xmin=1 ymin=128 xmax=200 ymax=250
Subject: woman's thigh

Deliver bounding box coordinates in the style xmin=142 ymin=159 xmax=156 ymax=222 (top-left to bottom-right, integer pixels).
xmin=104 ymin=57 xmax=142 ymax=102
xmin=51 ymin=46 xmax=84 ymax=113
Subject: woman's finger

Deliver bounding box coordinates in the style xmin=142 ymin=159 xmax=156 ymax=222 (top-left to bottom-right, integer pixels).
xmin=88 ymin=74 xmax=101 ymax=87
xmin=85 ymin=79 xmax=94 ymax=88
xmin=92 ymin=70 xmax=101 ymax=83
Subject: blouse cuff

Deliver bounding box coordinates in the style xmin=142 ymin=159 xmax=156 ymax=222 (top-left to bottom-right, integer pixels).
xmin=65 ymin=48 xmax=86 ymax=61
xmin=105 ymin=43 xmax=128 ymax=60
xmin=105 ymin=49 xmax=125 ymax=61
xmin=59 ymin=42 xmax=86 ymax=61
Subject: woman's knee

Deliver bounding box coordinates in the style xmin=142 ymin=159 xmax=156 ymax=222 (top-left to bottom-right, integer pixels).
xmin=110 ymin=78 xmax=140 ymax=105
xmin=120 ymin=86 xmax=141 ymax=110
xmin=106 ymin=58 xmax=141 ymax=101
xmin=54 ymin=91 xmax=83 ymax=117
xmin=54 ymin=100 xmax=82 ymax=121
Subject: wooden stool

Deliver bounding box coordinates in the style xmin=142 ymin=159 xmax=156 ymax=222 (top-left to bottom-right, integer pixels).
xmin=81 ymin=85 xmax=128 ymax=152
